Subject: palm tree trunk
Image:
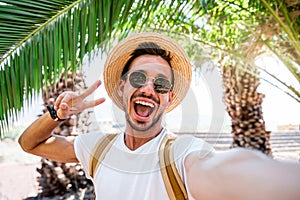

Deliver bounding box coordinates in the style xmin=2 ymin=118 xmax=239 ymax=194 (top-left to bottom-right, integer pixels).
xmin=222 ymin=65 xmax=272 ymax=156
xmin=36 ymin=70 xmax=95 ymax=198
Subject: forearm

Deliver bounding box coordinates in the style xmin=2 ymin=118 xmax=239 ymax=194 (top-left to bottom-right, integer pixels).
xmin=187 ymin=148 xmax=300 ymax=200
xmin=18 ymin=112 xmax=62 ymax=152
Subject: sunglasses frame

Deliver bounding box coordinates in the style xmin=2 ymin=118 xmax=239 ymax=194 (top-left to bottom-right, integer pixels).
xmin=127 ymin=71 xmax=173 ymax=94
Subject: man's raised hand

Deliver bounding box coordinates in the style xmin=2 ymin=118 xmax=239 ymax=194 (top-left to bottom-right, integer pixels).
xmin=54 ymin=80 xmax=105 ymax=119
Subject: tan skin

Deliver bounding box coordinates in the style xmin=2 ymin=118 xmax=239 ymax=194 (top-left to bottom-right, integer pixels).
xmin=19 ymin=55 xmax=300 ymax=200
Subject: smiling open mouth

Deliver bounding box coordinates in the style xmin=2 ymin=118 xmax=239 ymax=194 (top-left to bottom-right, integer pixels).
xmin=134 ymin=100 xmax=154 ymax=117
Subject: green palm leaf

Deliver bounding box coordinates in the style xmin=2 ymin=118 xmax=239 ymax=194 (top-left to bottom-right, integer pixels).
xmin=0 ymin=0 xmax=169 ymax=136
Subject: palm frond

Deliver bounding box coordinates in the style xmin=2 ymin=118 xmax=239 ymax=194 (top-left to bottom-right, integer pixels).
xmin=0 ymin=0 xmax=167 ymax=136
xmin=0 ymin=0 xmax=82 ymax=135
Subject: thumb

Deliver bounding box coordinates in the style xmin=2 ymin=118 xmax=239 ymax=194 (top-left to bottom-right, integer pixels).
xmin=57 ymin=103 xmax=69 ymax=119
xmin=60 ymin=103 xmax=68 ymax=110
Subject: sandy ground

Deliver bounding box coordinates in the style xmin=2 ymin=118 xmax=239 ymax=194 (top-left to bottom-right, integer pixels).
xmin=0 ymin=138 xmax=40 ymax=200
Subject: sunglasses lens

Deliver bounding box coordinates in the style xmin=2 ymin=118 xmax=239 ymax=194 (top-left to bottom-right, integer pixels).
xmin=129 ymin=71 xmax=146 ymax=88
xmin=154 ymin=78 xmax=172 ymax=94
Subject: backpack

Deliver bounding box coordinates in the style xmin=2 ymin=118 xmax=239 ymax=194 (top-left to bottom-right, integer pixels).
xmin=89 ymin=133 xmax=188 ymax=200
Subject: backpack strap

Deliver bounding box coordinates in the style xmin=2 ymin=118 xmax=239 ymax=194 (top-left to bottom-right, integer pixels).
xmin=89 ymin=133 xmax=118 ymax=178
xmin=159 ymin=134 xmax=188 ymax=200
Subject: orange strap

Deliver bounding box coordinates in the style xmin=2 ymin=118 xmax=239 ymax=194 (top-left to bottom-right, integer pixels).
xmin=89 ymin=134 xmax=118 ymax=178
xmin=159 ymin=135 xmax=188 ymax=200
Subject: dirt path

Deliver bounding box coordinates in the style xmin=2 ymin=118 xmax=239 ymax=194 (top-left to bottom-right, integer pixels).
xmin=0 ymin=163 xmax=39 ymax=200
xmin=0 ymin=138 xmax=40 ymax=200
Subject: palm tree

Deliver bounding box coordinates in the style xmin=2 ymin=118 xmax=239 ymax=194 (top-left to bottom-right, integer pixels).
xmin=220 ymin=0 xmax=299 ymax=154
xmin=222 ymin=61 xmax=272 ymax=155
xmin=183 ymin=0 xmax=299 ymax=155
xmin=36 ymin=70 xmax=95 ymax=197
xmin=200 ymin=1 xmax=275 ymax=155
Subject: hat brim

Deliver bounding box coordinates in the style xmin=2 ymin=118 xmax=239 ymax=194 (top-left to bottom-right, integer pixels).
xmin=104 ymin=32 xmax=192 ymax=112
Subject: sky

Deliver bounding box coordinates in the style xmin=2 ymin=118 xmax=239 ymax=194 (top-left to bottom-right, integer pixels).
xmin=256 ymin=56 xmax=300 ymax=130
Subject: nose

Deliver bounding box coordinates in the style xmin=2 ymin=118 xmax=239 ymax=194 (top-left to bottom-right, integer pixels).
xmin=139 ymin=79 xmax=155 ymax=94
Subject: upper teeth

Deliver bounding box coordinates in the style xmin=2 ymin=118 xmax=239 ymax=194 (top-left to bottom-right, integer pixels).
xmin=135 ymin=100 xmax=154 ymax=108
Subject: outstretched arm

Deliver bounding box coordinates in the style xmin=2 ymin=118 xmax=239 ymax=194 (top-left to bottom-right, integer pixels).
xmin=18 ymin=80 xmax=105 ymax=163
xmin=186 ymin=148 xmax=300 ymax=200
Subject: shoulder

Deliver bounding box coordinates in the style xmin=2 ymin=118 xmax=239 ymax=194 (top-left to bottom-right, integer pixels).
xmin=167 ymin=133 xmax=215 ymax=173
xmin=74 ymin=132 xmax=106 ymax=155
xmin=74 ymin=132 xmax=109 ymax=177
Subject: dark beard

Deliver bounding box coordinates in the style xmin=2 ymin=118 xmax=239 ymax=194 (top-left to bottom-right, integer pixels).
xmin=121 ymin=91 xmax=165 ymax=133
xmin=124 ymin=109 xmax=164 ymax=133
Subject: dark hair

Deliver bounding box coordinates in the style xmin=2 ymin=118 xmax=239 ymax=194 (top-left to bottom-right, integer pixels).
xmin=121 ymin=42 xmax=174 ymax=86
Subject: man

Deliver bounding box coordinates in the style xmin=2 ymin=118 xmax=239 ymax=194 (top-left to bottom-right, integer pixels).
xmin=19 ymin=32 xmax=300 ymax=200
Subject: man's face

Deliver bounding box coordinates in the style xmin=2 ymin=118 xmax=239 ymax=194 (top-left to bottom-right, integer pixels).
xmin=119 ymin=55 xmax=174 ymax=132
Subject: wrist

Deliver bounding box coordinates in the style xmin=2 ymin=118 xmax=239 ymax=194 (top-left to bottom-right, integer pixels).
xmin=46 ymin=105 xmax=66 ymax=121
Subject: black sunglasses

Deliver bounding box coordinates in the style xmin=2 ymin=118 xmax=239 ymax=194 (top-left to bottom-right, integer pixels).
xmin=127 ymin=71 xmax=173 ymax=94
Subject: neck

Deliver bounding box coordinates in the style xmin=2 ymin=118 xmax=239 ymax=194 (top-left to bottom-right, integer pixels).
xmin=124 ymin=127 xmax=163 ymax=150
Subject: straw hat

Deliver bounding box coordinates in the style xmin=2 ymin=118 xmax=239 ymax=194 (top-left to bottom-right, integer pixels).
xmin=103 ymin=32 xmax=192 ymax=112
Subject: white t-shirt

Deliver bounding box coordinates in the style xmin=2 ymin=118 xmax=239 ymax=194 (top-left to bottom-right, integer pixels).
xmin=74 ymin=129 xmax=214 ymax=200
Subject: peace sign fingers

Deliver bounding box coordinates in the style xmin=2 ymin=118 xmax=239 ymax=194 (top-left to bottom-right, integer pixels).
xmin=80 ymin=80 xmax=102 ymax=100
xmin=54 ymin=80 xmax=105 ymax=119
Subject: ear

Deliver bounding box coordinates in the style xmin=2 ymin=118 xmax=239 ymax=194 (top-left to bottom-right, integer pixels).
xmin=168 ymin=91 xmax=175 ymax=106
xmin=117 ymin=80 xmax=125 ymax=97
